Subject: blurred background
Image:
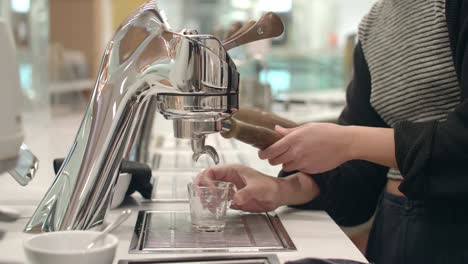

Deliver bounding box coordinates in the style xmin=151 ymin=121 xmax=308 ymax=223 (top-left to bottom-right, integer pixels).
xmin=0 ymin=0 xmax=375 ymax=122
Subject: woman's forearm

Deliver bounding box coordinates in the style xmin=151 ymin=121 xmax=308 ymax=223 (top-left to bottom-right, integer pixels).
xmin=348 ymin=126 xmax=397 ymax=168
xmin=277 ymin=172 xmax=320 ymax=206
xmin=272 ymin=125 xmax=396 ymax=207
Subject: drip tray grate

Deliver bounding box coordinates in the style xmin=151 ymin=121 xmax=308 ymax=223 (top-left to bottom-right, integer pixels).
xmin=118 ymin=254 xmax=281 ymax=264
xmin=129 ymin=211 xmax=296 ymax=253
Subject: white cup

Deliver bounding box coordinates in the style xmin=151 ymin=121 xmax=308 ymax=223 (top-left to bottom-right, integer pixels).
xmin=23 ymin=231 xmax=118 ymax=264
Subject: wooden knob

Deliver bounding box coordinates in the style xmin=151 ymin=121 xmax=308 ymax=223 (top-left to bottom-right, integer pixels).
xmin=223 ymin=21 xmax=256 ymax=43
xmin=223 ymin=12 xmax=284 ymax=51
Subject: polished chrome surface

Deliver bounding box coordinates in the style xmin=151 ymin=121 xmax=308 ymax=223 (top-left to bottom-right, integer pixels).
xmin=130 ymin=96 xmax=158 ymax=163
xmin=8 ymin=144 xmax=39 ymax=186
xmin=172 ymin=120 xmax=219 ymax=139
xmin=157 ymin=94 xmax=238 ymax=117
xmin=129 ymin=211 xmax=296 ymax=253
xmin=191 ymin=135 xmax=219 ymax=164
xmin=25 ymin=0 xmax=239 ymax=233
xmin=221 ymin=119 xmax=233 ymax=132
xmin=171 ymin=119 xmax=221 ymax=163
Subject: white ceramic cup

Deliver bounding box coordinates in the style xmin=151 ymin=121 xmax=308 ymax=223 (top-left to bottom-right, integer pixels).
xmin=23 ymin=231 xmax=118 ymax=264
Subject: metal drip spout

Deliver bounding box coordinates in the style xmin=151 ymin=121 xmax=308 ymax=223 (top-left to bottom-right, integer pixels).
xmin=191 ymin=135 xmax=219 ymax=164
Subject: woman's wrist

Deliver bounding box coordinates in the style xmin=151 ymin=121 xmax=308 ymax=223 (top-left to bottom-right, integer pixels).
xmin=276 ymin=172 xmax=320 ymax=206
xmin=344 ymin=125 xmax=397 ymax=168
xmin=345 ymin=125 xmax=361 ymax=160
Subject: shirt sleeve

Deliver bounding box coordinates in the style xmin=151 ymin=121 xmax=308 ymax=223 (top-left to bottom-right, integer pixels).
xmin=397 ymin=1 xmax=468 ymax=200
xmin=280 ymin=42 xmax=389 ymax=227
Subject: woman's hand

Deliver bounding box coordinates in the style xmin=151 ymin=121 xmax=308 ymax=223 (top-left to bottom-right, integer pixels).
xmin=258 ymin=123 xmax=397 ymax=174
xmin=196 ymin=164 xmax=282 ymax=212
xmin=196 ymin=164 xmax=320 ymax=212
xmin=258 ymin=123 xmax=354 ymax=174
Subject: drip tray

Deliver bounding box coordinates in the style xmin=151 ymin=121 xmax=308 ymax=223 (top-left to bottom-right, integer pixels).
xmin=129 ymin=211 xmax=296 ymax=253
xmin=118 ymin=254 xmax=281 ymax=264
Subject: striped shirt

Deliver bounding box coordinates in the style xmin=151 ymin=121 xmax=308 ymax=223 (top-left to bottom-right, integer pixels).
xmin=358 ymin=0 xmax=461 ymax=180
xmin=285 ymin=0 xmax=468 ymax=227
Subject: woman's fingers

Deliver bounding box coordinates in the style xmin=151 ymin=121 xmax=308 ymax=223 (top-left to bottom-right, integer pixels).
xmin=196 ymin=165 xmax=248 ymax=190
xmin=268 ymin=150 xmax=295 ymax=166
xmin=196 ymin=168 xmax=215 ymax=181
xmin=282 ymin=160 xmax=302 ymax=172
xmin=275 ymin=125 xmax=297 ymax=136
xmin=233 ymin=187 xmax=252 ymax=206
xmin=197 ymin=165 xmax=232 ymax=181
xmin=230 ymin=203 xmax=242 ymax=210
xmin=258 ymin=126 xmax=302 ymax=160
xmin=232 ymin=189 xmax=273 ymax=213
xmin=258 ymin=136 xmax=291 ymax=160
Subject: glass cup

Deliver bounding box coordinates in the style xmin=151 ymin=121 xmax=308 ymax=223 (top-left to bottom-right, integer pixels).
xmin=187 ymin=180 xmax=235 ymax=232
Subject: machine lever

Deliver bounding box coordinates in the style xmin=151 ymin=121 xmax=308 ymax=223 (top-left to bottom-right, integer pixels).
xmin=223 ymin=12 xmax=284 ymax=51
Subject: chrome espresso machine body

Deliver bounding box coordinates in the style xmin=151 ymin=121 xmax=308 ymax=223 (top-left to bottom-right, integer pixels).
xmin=25 ymin=0 xmax=283 ymax=233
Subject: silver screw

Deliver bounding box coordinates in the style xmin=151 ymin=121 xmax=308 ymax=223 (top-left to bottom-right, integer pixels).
xmin=257 ymin=27 xmax=264 ymax=35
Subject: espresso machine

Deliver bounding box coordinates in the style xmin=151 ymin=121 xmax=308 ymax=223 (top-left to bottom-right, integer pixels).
xmin=24 ymin=0 xmax=291 ymax=233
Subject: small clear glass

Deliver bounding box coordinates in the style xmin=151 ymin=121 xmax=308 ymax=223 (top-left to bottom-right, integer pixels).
xmin=187 ymin=180 xmax=235 ymax=232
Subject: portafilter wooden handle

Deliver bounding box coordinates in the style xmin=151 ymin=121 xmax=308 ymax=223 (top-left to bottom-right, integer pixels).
xmin=233 ymin=107 xmax=298 ymax=131
xmin=221 ymin=118 xmax=283 ymax=150
xmin=223 ymin=12 xmax=284 ymax=51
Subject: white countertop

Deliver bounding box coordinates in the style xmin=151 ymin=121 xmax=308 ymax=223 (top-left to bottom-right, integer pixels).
xmin=0 ymin=109 xmax=366 ymax=264
xmin=0 ymin=203 xmax=367 ymax=264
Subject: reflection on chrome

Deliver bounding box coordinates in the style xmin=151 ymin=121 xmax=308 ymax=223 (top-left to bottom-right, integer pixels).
xmin=24 ymin=0 xmax=239 ymax=233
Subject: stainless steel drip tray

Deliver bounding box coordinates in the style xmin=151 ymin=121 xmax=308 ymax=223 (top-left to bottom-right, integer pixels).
xmin=118 ymin=254 xmax=281 ymax=264
xmin=129 ymin=211 xmax=296 ymax=253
